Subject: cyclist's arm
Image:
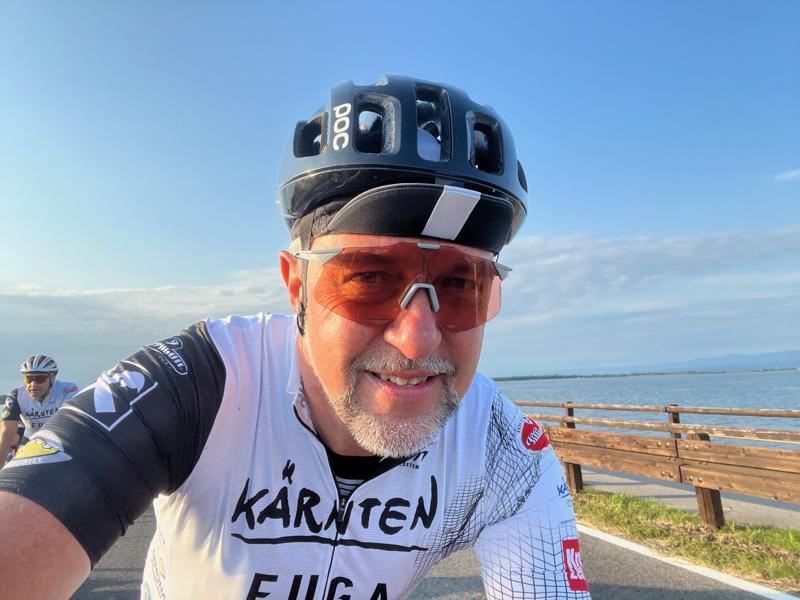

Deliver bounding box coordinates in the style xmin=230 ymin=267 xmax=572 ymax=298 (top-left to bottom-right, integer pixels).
xmin=0 ymin=393 xmax=22 ymax=468
xmin=471 ymin=395 xmax=591 ymax=599
xmin=475 ymin=448 xmax=590 ymax=598
xmin=0 ymin=321 xmax=226 ymax=574
xmin=0 ymin=421 xmax=21 ymax=468
xmin=0 ymin=491 xmax=90 ymax=597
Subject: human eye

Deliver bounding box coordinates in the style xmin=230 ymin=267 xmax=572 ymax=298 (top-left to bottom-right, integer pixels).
xmin=348 ymin=271 xmax=387 ymax=285
xmin=439 ymin=275 xmax=477 ymax=291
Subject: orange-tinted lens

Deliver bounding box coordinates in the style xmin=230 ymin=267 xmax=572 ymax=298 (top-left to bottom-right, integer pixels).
xmin=313 ymin=245 xmax=421 ymax=326
xmin=310 ymin=242 xmax=503 ymax=331
xmin=24 ymin=374 xmax=48 ymax=384
xmin=428 ymin=248 xmax=500 ymax=331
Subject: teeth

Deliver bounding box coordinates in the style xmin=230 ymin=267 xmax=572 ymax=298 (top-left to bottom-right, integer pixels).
xmin=376 ymin=373 xmax=429 ymax=386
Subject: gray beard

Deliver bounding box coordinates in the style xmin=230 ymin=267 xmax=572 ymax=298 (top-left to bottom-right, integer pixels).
xmin=327 ymin=352 xmax=461 ymax=458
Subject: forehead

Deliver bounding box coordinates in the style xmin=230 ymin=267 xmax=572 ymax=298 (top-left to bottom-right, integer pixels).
xmin=309 ymin=233 xmax=495 ymax=260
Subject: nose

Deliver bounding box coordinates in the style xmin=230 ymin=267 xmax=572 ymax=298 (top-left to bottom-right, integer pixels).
xmin=383 ymin=286 xmax=443 ymax=359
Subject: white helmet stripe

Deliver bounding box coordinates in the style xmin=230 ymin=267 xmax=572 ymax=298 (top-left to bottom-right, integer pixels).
xmin=421 ymin=186 xmax=481 ymax=241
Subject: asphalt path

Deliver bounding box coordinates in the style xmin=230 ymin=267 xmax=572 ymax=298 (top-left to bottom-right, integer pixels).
xmin=73 ymin=508 xmax=780 ymax=599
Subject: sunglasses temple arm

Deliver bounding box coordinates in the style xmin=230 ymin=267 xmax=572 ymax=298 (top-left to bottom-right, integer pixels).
xmin=494 ymin=262 xmax=512 ymax=281
xmin=293 ymin=248 xmax=343 ymax=265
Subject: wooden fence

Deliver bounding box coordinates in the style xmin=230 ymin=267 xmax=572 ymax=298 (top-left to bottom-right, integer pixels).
xmin=515 ymin=401 xmax=800 ymax=529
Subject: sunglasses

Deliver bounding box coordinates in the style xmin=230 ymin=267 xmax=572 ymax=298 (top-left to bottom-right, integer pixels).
xmin=24 ymin=374 xmax=49 ymax=384
xmin=295 ymin=241 xmax=510 ymax=332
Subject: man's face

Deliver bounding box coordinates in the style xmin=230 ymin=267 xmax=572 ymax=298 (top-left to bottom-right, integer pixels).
xmin=282 ymin=233 xmax=490 ymax=457
xmin=24 ymin=373 xmax=52 ymax=400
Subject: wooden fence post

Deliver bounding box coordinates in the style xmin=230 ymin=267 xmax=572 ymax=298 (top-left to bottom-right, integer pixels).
xmin=687 ymin=432 xmax=726 ymax=530
xmin=667 ymin=403 xmax=681 ymax=440
xmin=563 ymin=402 xmax=584 ymax=493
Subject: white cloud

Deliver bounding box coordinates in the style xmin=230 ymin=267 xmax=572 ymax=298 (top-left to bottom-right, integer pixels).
xmin=482 ymin=228 xmax=800 ymax=374
xmin=497 ymin=227 xmax=800 ymax=320
xmin=1 ymin=228 xmax=798 ymax=385
xmin=1 ymin=267 xmax=290 ymax=332
xmin=0 ymin=268 xmax=291 ymax=390
xmin=774 ymin=169 xmax=800 ymax=182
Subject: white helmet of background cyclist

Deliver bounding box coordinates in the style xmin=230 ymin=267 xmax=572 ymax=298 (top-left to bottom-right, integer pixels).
xmin=20 ymin=354 xmax=59 ymax=375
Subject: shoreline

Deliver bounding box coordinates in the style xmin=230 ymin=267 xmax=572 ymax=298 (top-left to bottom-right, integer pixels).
xmin=494 ymin=367 xmax=800 ymax=382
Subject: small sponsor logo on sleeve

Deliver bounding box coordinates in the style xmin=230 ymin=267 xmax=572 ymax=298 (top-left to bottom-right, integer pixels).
xmin=562 ymin=538 xmax=589 ymax=592
xmin=148 ymin=337 xmax=189 ymax=376
xmin=557 ymin=474 xmax=573 ymax=506
xmin=520 ymin=416 xmax=550 ymax=452
xmin=66 ymin=386 xmax=78 ymax=394
xmin=6 ymin=431 xmax=72 ymax=468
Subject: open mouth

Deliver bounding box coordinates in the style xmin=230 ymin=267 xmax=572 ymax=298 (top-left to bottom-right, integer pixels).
xmin=370 ymin=372 xmax=432 ymax=387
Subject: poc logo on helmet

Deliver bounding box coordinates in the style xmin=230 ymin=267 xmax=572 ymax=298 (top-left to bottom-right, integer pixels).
xmin=331 ymin=102 xmax=352 ymax=150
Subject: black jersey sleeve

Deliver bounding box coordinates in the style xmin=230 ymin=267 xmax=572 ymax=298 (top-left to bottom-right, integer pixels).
xmin=0 ymin=321 xmax=226 ymax=566
xmin=0 ymin=390 xmax=21 ymax=422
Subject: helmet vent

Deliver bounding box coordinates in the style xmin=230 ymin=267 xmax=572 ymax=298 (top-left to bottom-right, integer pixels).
xmin=294 ymin=114 xmax=326 ymax=157
xmin=517 ymin=160 xmax=528 ymax=192
xmin=356 ymin=109 xmax=384 ymax=154
xmin=415 ymin=84 xmax=452 ymax=162
xmin=468 ymin=112 xmax=503 ymax=174
xmin=354 ymin=94 xmax=397 ymax=154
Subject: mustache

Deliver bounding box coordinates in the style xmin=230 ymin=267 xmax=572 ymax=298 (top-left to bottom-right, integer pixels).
xmin=351 ymin=351 xmax=457 ymax=378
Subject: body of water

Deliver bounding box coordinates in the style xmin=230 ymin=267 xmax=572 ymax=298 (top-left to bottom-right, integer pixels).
xmin=497 ymin=370 xmax=800 ymax=438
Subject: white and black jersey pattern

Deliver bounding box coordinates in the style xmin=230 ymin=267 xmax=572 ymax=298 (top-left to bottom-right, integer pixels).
xmin=0 ymin=313 xmax=590 ymax=599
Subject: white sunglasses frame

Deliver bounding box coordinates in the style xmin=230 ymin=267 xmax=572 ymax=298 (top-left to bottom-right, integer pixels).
xmin=294 ymin=242 xmax=511 ymax=315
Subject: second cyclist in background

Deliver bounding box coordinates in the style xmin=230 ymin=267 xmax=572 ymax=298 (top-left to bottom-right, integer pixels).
xmin=0 ymin=355 xmax=78 ymax=467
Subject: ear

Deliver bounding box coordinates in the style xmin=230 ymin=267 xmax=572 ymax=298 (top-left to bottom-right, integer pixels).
xmin=279 ymin=250 xmax=303 ymax=311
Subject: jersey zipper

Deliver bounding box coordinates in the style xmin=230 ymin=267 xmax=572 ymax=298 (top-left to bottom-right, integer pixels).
xmin=292 ymin=403 xmax=349 ymax=598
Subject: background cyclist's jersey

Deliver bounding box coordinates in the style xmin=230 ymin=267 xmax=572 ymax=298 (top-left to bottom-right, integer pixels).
xmin=0 ymin=313 xmax=591 ymax=599
xmin=1 ymin=379 xmax=79 ymax=438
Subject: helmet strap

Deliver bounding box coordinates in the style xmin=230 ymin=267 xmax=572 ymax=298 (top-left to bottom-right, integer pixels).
xmin=294 ymin=214 xmax=314 ymax=336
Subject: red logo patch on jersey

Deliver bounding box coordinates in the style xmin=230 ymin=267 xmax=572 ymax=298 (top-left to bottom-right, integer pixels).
xmin=562 ymin=538 xmax=589 ymax=592
xmin=520 ymin=417 xmax=550 ymax=452
xmin=66 ymin=386 xmax=78 ymax=393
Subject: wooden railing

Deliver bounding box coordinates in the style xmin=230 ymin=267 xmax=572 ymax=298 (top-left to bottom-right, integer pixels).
xmin=515 ymin=401 xmax=800 ymax=529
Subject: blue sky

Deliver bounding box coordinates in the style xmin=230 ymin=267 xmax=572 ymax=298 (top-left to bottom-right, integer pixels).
xmin=1 ymin=1 xmax=798 ymax=389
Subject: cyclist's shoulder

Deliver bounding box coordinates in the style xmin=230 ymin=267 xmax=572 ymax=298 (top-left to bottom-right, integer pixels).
xmin=205 ymin=312 xmax=294 ymax=334
xmin=460 ymin=372 xmax=516 ymax=417
xmin=203 ymin=312 xmax=296 ymax=351
xmin=3 ymin=387 xmax=22 ymax=401
xmin=2 ymin=387 xmax=25 ymax=407
xmin=1 ymin=393 xmax=18 ymax=420
xmin=53 ymin=380 xmax=79 ymax=395
xmin=448 ymin=373 xmax=515 ymax=439
xmin=458 ymin=373 xmax=551 ymax=457
xmin=468 ymin=371 xmax=501 ymax=396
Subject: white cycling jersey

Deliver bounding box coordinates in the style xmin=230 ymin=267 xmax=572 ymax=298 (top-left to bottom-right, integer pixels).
xmin=0 ymin=313 xmax=590 ymax=599
xmin=1 ymin=379 xmax=79 ymax=438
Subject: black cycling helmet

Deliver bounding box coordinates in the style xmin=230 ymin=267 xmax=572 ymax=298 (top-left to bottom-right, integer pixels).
xmin=277 ymin=75 xmax=528 ymax=254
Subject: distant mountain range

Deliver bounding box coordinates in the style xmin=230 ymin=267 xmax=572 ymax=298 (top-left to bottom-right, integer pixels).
xmin=538 ymin=350 xmax=800 ymax=378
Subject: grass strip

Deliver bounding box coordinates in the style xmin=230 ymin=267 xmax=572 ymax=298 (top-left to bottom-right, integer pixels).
xmin=573 ymin=487 xmax=800 ymax=594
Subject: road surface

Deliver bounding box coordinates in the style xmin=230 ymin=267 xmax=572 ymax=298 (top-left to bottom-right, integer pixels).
xmin=74 ymin=506 xmax=788 ymax=599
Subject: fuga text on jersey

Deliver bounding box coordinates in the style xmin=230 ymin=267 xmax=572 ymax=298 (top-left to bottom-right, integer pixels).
xmin=247 ymin=572 xmax=389 ymax=600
